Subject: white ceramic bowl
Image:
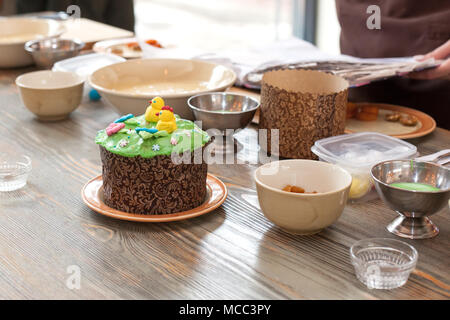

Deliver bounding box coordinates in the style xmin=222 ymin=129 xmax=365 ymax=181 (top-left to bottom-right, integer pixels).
xmin=0 ymin=18 xmax=65 ymax=68
xmin=89 ymin=58 xmax=237 ymax=120
xmin=16 ymin=70 xmax=84 ymax=121
xmin=255 ymin=160 xmax=352 ymax=235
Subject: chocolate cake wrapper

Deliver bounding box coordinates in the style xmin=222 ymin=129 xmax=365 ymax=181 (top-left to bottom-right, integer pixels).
xmin=100 ymin=146 xmax=208 ymax=215
xmin=259 ymin=69 xmax=348 ymax=159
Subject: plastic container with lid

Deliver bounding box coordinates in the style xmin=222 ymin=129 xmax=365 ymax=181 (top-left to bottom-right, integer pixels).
xmin=311 ymin=132 xmax=417 ymax=202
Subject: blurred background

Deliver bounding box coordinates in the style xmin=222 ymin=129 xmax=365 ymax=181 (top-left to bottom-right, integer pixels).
xmin=0 ymin=0 xmax=341 ymax=54
xmin=134 ymin=0 xmax=340 ymax=54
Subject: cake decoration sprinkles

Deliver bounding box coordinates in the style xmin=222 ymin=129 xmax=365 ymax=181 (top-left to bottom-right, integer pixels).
xmin=114 ymin=114 xmax=134 ymax=123
xmin=118 ymin=139 xmax=129 ymax=148
xmin=152 ymin=144 xmax=160 ymax=151
xmin=106 ymin=122 xmax=125 ymax=136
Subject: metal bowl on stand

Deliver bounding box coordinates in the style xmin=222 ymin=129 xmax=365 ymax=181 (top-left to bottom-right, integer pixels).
xmin=371 ymin=160 xmax=450 ymax=239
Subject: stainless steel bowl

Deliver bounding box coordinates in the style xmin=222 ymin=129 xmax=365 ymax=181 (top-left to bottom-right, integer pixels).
xmin=25 ymin=38 xmax=84 ymax=68
xmin=371 ymin=160 xmax=450 ymax=239
xmin=188 ymin=92 xmax=259 ymax=153
xmin=188 ymin=92 xmax=259 ymax=130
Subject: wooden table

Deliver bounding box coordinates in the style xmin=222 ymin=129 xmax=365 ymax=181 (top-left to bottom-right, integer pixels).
xmin=0 ymin=67 xmax=449 ymax=299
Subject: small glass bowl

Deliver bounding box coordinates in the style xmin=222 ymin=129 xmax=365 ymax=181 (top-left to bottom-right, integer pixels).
xmin=350 ymin=238 xmax=418 ymax=289
xmin=0 ymin=154 xmax=32 ymax=192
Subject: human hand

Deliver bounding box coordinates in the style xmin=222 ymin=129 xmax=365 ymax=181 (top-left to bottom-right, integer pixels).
xmin=408 ymin=40 xmax=450 ymax=80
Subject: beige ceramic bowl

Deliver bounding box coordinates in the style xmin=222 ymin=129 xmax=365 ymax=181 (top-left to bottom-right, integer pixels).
xmin=89 ymin=58 xmax=236 ymax=120
xmin=0 ymin=18 xmax=65 ymax=68
xmin=16 ymin=70 xmax=84 ymax=121
xmin=255 ymin=160 xmax=352 ymax=235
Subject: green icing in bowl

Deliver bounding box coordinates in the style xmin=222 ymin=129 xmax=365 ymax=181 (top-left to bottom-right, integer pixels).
xmin=390 ymin=182 xmax=440 ymax=192
xmin=95 ymin=114 xmax=210 ymax=158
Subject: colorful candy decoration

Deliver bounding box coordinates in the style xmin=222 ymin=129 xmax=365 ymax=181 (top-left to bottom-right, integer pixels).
xmin=136 ymin=127 xmax=158 ymax=140
xmin=170 ymin=137 xmax=178 ymax=145
xmin=145 ymin=97 xmax=165 ymax=123
xmin=135 ymin=127 xmax=170 ymax=140
xmin=124 ymin=117 xmax=139 ymax=125
xmin=152 ymin=144 xmax=160 ymax=151
xmin=156 ymin=106 xmax=177 ymax=133
xmin=89 ymin=89 xmax=101 ymax=101
xmin=118 ymin=139 xmax=129 ymax=148
xmin=135 ymin=127 xmax=158 ymax=134
xmin=154 ymin=130 xmax=168 ymax=137
xmin=114 ymin=114 xmax=134 ymax=123
xmin=138 ymin=131 xmax=152 ymax=140
xmin=106 ymin=122 xmax=125 ymax=136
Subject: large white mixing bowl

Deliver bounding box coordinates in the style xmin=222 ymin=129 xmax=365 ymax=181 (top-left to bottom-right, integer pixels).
xmin=89 ymin=58 xmax=236 ymax=120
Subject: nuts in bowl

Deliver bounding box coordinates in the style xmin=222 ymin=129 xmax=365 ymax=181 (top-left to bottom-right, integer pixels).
xmin=254 ymin=160 xmax=352 ymax=235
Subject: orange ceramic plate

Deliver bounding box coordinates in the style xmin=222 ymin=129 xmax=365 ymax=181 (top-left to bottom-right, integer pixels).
xmin=252 ymin=102 xmax=436 ymax=140
xmin=345 ymin=103 xmax=436 ymax=139
xmin=81 ymin=174 xmax=227 ymax=222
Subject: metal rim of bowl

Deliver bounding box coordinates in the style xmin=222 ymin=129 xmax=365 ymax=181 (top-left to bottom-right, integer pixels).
xmin=370 ymin=159 xmax=450 ymax=194
xmin=254 ymin=159 xmax=353 ymax=197
xmin=187 ymin=92 xmax=260 ymax=115
xmin=24 ymin=38 xmax=85 ymax=53
xmin=350 ymin=237 xmax=418 ymax=270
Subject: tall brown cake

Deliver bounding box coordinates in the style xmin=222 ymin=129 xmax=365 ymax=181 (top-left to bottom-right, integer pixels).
xmin=95 ymin=100 xmax=211 ymax=215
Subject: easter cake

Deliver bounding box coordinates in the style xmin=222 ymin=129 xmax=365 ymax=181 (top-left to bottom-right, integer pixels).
xmin=95 ymin=97 xmax=211 ymax=214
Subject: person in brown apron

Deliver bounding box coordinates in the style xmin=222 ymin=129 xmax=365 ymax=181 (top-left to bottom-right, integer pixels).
xmin=335 ymin=0 xmax=450 ymax=129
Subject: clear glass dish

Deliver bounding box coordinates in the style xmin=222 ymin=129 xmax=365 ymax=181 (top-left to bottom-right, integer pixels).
xmin=350 ymin=238 xmax=418 ymax=289
xmin=0 ymin=154 xmax=32 ymax=192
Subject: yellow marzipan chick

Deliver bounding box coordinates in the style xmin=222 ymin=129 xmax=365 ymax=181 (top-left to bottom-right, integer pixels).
xmin=145 ymin=97 xmax=165 ymax=122
xmin=156 ymin=107 xmax=177 ymax=133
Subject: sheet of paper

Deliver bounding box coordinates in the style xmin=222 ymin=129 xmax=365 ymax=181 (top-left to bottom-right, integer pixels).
xmin=139 ymin=37 xmax=440 ymax=88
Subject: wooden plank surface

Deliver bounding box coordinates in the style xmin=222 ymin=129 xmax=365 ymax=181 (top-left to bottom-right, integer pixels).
xmin=0 ymin=67 xmax=449 ymax=299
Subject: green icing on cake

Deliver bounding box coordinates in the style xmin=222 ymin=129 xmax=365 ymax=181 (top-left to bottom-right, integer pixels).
xmin=95 ymin=114 xmax=210 ymax=158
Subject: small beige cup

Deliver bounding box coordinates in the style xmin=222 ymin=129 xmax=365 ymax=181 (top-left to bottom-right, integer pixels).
xmin=16 ymin=70 xmax=84 ymax=121
xmin=260 ymin=69 xmax=348 ymax=159
xmin=255 ymin=160 xmax=352 ymax=235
